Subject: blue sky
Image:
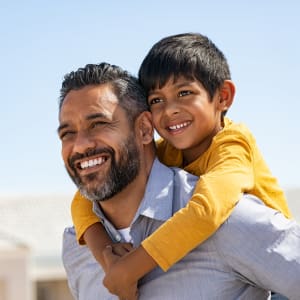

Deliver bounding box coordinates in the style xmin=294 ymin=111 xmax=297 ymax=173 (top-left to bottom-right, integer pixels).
xmin=1 ymin=0 xmax=299 ymax=196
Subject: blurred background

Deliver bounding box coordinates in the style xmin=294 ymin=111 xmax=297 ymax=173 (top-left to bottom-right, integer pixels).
xmin=0 ymin=1 xmax=299 ymax=299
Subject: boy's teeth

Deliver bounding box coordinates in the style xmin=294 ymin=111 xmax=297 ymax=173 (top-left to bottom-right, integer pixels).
xmin=80 ymin=157 xmax=105 ymax=169
xmin=169 ymin=122 xmax=189 ymax=130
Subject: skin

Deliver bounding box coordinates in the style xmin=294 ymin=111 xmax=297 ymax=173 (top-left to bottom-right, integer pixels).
xmin=58 ymin=83 xmax=157 ymax=299
xmin=100 ymin=78 xmax=235 ymax=299
xmin=58 ymin=84 xmax=153 ymax=228
xmin=58 ymin=79 xmax=235 ymax=299
xmin=148 ymin=76 xmax=235 ymax=164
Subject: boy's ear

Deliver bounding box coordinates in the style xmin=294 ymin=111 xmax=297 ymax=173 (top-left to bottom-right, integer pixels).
xmin=218 ymin=80 xmax=235 ymax=111
xmin=135 ymin=111 xmax=154 ymax=144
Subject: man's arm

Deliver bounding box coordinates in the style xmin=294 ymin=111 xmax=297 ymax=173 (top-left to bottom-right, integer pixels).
xmin=217 ymin=195 xmax=300 ymax=299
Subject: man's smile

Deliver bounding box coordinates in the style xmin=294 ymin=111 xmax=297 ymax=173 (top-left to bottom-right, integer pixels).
xmin=72 ymin=153 xmax=111 ymax=177
xmin=78 ymin=155 xmax=108 ymax=170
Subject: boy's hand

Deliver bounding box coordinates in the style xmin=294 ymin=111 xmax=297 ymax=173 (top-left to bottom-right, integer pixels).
xmin=103 ymin=246 xmax=138 ymax=300
xmin=112 ymin=242 xmax=133 ymax=257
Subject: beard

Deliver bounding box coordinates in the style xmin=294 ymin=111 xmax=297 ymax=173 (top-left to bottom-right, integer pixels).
xmin=66 ymin=133 xmax=140 ymax=203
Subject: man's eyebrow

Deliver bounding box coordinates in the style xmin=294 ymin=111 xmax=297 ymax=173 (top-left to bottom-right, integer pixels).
xmin=57 ymin=123 xmax=68 ymax=134
xmin=86 ymin=112 xmax=107 ymax=120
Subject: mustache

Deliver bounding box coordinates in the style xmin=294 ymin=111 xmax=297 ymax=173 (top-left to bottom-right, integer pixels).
xmin=68 ymin=147 xmax=114 ymax=169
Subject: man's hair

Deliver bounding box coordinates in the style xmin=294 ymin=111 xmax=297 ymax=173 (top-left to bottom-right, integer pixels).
xmin=138 ymin=33 xmax=231 ymax=100
xmin=59 ymin=62 xmax=149 ymax=124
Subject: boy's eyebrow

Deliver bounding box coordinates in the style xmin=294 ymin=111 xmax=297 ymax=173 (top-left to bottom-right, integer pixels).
xmin=148 ymin=80 xmax=195 ymax=95
xmin=57 ymin=112 xmax=108 ymax=134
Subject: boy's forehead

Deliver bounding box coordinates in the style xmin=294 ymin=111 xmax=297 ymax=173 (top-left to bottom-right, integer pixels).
xmin=151 ymin=75 xmax=199 ymax=91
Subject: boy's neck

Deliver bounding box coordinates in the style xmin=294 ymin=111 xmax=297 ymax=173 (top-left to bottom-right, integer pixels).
xmin=182 ymin=125 xmax=223 ymax=165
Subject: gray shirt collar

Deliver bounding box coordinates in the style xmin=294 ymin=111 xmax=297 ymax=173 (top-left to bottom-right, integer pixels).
xmin=92 ymin=158 xmax=174 ymax=241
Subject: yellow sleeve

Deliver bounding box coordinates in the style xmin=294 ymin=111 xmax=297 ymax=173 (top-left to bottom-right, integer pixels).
xmin=142 ymin=130 xmax=255 ymax=271
xmin=71 ymin=190 xmax=101 ymax=244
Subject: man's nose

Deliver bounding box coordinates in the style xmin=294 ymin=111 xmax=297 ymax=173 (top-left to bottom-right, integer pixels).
xmin=72 ymin=131 xmax=96 ymax=154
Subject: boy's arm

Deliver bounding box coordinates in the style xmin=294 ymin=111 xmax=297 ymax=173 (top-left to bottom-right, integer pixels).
xmin=72 ymin=191 xmax=135 ymax=272
xmin=101 ymin=131 xmax=257 ymax=299
xmin=83 ymin=223 xmax=113 ymax=271
xmin=71 ymin=190 xmax=101 ymax=244
xmin=141 ymin=131 xmax=256 ymax=271
xmin=103 ymin=245 xmax=157 ymax=299
xmin=72 ymin=191 xmax=114 ymax=271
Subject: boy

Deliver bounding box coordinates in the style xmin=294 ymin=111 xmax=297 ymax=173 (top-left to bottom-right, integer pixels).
xmin=71 ymin=33 xmax=292 ymax=298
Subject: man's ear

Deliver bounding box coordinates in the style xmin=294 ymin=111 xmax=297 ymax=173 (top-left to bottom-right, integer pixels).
xmin=135 ymin=111 xmax=154 ymax=144
xmin=218 ymin=80 xmax=235 ymax=111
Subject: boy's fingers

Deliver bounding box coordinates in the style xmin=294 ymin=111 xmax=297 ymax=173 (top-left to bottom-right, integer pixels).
xmin=122 ymin=243 xmax=134 ymax=251
xmin=112 ymin=243 xmax=134 ymax=256
xmin=102 ymin=245 xmax=118 ymax=267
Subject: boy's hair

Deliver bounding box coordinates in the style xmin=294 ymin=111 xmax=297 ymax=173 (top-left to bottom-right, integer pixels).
xmin=59 ymin=62 xmax=149 ymax=124
xmin=138 ymin=33 xmax=231 ymax=100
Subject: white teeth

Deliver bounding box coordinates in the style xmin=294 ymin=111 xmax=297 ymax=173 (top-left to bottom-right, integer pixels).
xmin=81 ymin=161 xmax=88 ymax=169
xmin=80 ymin=157 xmax=105 ymax=169
xmin=169 ymin=122 xmax=189 ymax=130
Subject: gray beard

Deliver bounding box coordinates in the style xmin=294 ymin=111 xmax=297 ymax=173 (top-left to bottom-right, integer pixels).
xmin=68 ymin=133 xmax=140 ymax=203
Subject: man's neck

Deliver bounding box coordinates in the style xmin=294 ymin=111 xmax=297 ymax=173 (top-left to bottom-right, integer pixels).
xmin=99 ymin=158 xmax=154 ymax=229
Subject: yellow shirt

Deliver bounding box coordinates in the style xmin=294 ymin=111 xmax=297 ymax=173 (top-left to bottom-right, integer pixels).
xmin=71 ymin=118 xmax=291 ymax=270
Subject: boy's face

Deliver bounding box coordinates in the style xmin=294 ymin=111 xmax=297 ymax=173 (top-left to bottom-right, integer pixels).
xmin=148 ymin=76 xmax=225 ymax=164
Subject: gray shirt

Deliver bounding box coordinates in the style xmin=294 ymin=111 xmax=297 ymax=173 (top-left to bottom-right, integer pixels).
xmin=62 ymin=159 xmax=300 ymax=300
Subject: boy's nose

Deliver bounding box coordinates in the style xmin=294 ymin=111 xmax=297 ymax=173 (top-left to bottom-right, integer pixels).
xmin=164 ymin=101 xmax=180 ymax=116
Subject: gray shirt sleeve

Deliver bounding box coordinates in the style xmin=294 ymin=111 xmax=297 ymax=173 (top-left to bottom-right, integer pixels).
xmin=62 ymin=227 xmax=118 ymax=300
xmin=215 ymin=194 xmax=300 ymax=300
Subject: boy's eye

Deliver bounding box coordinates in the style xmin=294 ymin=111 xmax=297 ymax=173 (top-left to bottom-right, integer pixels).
xmin=178 ymin=90 xmax=192 ymax=97
xmin=148 ymin=97 xmax=163 ymax=106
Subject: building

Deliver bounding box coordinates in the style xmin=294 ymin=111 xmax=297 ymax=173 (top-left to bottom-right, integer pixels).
xmin=0 ymin=189 xmax=299 ymax=300
xmin=0 ymin=194 xmax=74 ymax=300
xmin=286 ymin=188 xmax=300 ymax=222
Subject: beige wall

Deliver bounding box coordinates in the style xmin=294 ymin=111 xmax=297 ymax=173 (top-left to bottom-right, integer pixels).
xmin=0 ymin=247 xmax=31 ymax=300
xmin=36 ymin=279 xmax=73 ymax=300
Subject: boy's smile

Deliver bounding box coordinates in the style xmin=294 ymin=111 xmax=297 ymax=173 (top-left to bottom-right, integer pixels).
xmin=148 ymin=76 xmax=225 ymax=164
xmin=167 ymin=120 xmax=192 ymax=133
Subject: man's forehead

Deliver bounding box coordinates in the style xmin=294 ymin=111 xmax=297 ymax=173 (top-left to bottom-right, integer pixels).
xmin=67 ymin=84 xmax=117 ymax=103
xmin=62 ymin=85 xmax=119 ymax=110
xmin=59 ymin=85 xmax=121 ymax=125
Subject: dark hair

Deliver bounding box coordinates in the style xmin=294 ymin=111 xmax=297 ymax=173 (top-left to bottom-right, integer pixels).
xmin=59 ymin=62 xmax=148 ymax=124
xmin=138 ymin=33 xmax=231 ymax=100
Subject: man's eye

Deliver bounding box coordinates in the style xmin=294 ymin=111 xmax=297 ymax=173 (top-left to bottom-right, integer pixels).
xmin=91 ymin=121 xmax=108 ymax=129
xmin=148 ymin=98 xmax=163 ymax=106
xmin=60 ymin=131 xmax=75 ymax=141
xmin=178 ymin=90 xmax=192 ymax=97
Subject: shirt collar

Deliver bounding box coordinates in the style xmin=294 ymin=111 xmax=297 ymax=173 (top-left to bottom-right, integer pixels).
xmin=134 ymin=158 xmax=174 ymax=222
xmin=93 ymin=158 xmax=174 ymax=225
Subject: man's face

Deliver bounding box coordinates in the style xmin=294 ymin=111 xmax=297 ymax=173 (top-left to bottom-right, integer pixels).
xmin=58 ymin=84 xmax=140 ymax=202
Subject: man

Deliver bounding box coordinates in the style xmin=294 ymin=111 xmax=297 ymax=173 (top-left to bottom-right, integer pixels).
xmin=58 ymin=63 xmax=300 ymax=300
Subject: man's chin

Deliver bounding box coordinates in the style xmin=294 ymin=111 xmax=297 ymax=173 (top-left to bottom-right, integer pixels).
xmin=74 ymin=174 xmax=102 ymax=200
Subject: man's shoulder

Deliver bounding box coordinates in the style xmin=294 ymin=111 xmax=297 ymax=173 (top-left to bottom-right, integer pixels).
xmin=217 ymin=194 xmax=300 ymax=245
xmin=149 ymin=159 xmax=197 ymax=212
xmin=153 ymin=158 xmax=198 ymax=189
